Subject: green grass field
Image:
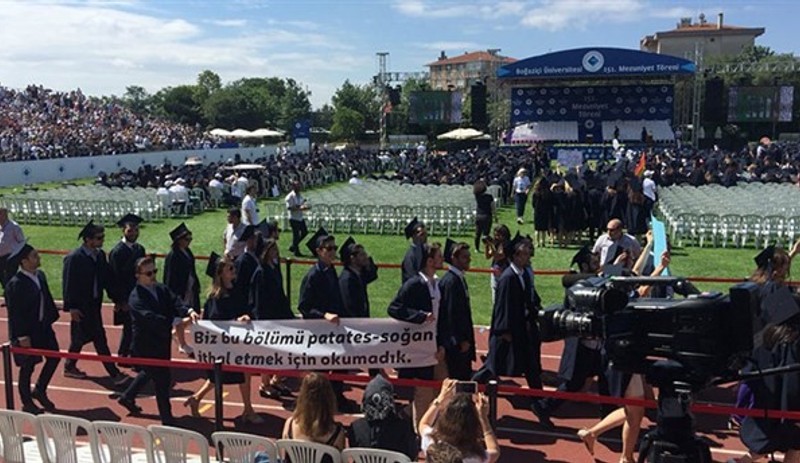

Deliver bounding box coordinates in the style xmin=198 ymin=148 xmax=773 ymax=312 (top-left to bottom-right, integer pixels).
xmin=5 ymin=181 xmax=763 ymax=325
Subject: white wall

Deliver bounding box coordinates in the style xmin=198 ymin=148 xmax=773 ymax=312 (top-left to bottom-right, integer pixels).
xmin=0 ymin=146 xmax=280 ymax=187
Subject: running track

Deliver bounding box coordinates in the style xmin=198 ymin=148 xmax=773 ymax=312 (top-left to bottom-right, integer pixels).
xmin=0 ymin=300 xmax=754 ymax=462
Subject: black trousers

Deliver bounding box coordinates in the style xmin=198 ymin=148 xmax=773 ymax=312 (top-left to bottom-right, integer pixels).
xmin=446 ymin=350 xmax=473 ymax=381
xmin=538 ymin=345 xmax=606 ymax=414
xmin=66 ymin=303 xmax=120 ymax=377
xmin=121 ymin=366 xmax=173 ymax=423
xmin=0 ymin=254 xmax=11 ymax=291
xmin=289 ymin=219 xmax=308 ymax=254
xmin=18 ymin=336 xmax=60 ymax=406
xmin=475 ymin=215 xmax=492 ymax=251
xmin=117 ymin=313 xmax=133 ymax=358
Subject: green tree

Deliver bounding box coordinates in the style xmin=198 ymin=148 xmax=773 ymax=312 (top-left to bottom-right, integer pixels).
xmin=330 ymin=106 xmax=364 ymax=141
xmin=155 ymin=85 xmax=204 ymax=125
xmin=277 ymin=78 xmax=312 ymax=132
xmin=332 ymin=80 xmax=381 ymax=132
xmin=122 ymin=85 xmax=151 ymax=114
xmin=312 ymin=104 xmax=335 ymax=129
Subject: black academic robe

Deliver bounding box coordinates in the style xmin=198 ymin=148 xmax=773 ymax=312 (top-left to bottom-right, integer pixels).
xmin=298 ymin=262 xmax=344 ymax=319
xmin=203 ymin=291 xmax=252 ymax=384
xmin=128 ymin=283 xmax=191 ymax=359
xmin=388 ymin=275 xmax=441 ymax=380
xmin=62 ymin=246 xmax=111 ymax=344
xmin=163 ymin=247 xmax=200 ymax=310
xmin=234 ymin=251 xmax=260 ymax=301
xmin=339 ymin=267 xmax=370 ymax=318
xmin=108 ymin=240 xmax=146 ymax=324
xmin=401 ymin=244 xmax=423 ymax=284
xmin=6 ymin=270 xmax=60 ymax=366
xmin=251 ymin=264 xmax=294 ymax=320
xmin=484 ymin=265 xmax=540 ymax=378
xmin=438 ymin=269 xmax=475 ymax=380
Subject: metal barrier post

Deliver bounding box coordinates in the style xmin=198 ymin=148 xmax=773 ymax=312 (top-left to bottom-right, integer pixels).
xmin=2 ymin=343 xmax=15 ymax=410
xmin=487 ymin=380 xmax=498 ymax=430
xmin=285 ymin=259 xmax=293 ymax=308
xmin=213 ymin=359 xmax=224 ymax=431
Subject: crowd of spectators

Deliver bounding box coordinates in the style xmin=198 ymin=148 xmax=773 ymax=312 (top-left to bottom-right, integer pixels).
xmin=0 ymin=84 xmax=220 ymax=161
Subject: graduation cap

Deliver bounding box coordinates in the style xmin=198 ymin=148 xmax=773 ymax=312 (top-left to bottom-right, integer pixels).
xmin=306 ymin=227 xmax=332 ymax=258
xmin=503 ymin=231 xmax=523 ymax=258
xmin=169 ymin=223 xmax=191 ymax=242
xmin=8 ymin=242 xmax=34 ymax=269
xmin=443 ymin=238 xmax=457 ymax=265
xmin=256 ymin=219 xmax=278 ymax=237
xmin=240 ymin=225 xmax=257 ymax=242
xmin=78 ymin=220 xmax=102 ymax=240
xmin=571 ymin=245 xmax=593 ymax=268
xmin=761 ymin=284 xmax=800 ymax=326
xmin=404 ymin=217 xmax=424 ymax=240
xmin=116 ymin=213 xmax=143 ymax=228
xmin=339 ymin=236 xmax=357 ymax=264
xmin=205 ymin=251 xmax=222 ymax=278
xmin=754 ymin=245 xmax=776 ymax=269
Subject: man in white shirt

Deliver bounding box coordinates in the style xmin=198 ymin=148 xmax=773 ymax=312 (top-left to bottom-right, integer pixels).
xmin=241 ymin=185 xmax=259 ymax=225
xmin=0 ymin=207 xmax=26 ymax=290
xmin=348 ymin=170 xmax=363 ymax=185
xmin=168 ymin=178 xmax=190 ymax=213
xmin=223 ymin=208 xmax=246 ymax=259
xmin=592 ymin=219 xmax=642 ymax=271
xmin=285 ymin=181 xmax=310 ymax=257
xmin=642 ymin=170 xmax=657 ymax=218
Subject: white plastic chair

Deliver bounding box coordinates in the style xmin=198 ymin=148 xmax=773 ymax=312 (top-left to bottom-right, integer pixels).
xmin=148 ymin=425 xmax=210 ymax=463
xmin=276 ymin=439 xmax=341 ymax=463
xmin=92 ymin=421 xmax=154 ymax=463
xmin=36 ymin=414 xmax=94 ymax=463
xmin=211 ymin=431 xmax=277 ymax=463
xmin=0 ymin=410 xmax=39 ymax=463
xmin=342 ymin=448 xmax=411 ymax=463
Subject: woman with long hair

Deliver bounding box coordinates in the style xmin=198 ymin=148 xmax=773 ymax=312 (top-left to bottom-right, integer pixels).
xmin=183 ymin=256 xmax=263 ymax=424
xmin=531 ymin=176 xmax=552 ymax=248
xmin=419 ymin=379 xmax=499 ymax=463
xmin=282 ymin=372 xmax=345 ymax=453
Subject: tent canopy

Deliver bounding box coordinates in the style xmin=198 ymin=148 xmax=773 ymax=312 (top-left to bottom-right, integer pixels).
xmin=437 ymin=127 xmax=485 ymax=140
xmin=209 ymin=128 xmax=231 ymax=136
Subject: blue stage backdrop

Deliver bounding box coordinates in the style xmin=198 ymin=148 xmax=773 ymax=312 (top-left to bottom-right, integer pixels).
xmin=510 ymin=84 xmax=674 ymax=141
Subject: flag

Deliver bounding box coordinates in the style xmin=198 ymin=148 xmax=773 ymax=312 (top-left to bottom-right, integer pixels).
xmin=634 ymin=153 xmax=646 ymax=177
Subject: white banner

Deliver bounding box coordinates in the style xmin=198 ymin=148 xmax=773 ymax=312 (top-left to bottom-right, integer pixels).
xmin=190 ymin=319 xmax=437 ymax=370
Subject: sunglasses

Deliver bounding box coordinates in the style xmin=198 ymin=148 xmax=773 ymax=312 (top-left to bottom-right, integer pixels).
xmin=141 ymin=269 xmax=158 ymax=277
xmin=323 ymin=245 xmax=338 ymax=251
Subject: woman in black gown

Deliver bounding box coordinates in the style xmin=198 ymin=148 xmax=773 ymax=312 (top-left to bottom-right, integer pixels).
xmin=531 ymin=177 xmax=552 ymax=248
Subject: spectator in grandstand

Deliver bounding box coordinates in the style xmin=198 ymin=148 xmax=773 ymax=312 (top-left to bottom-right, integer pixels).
xmin=473 ymin=180 xmax=495 ymax=253
xmin=439 ymin=240 xmax=476 ymax=381
xmin=512 ymin=168 xmax=531 ymax=224
xmin=163 ymin=223 xmax=199 ymax=357
xmin=402 ymin=217 xmax=428 ymax=284
xmin=282 ymin=372 xmax=346 ymax=454
xmin=184 ymin=254 xmax=263 ymax=424
xmin=285 ymin=180 xmax=310 ymax=257
xmin=117 ymin=256 xmax=198 ymax=424
xmin=389 ymin=241 xmax=445 ymax=430
xmin=347 ymin=374 xmax=418 ymax=459
xmin=222 ymin=208 xmax=246 ymax=259
xmin=419 ymin=379 xmax=500 ymax=463
xmin=592 ymin=219 xmax=642 ymax=273
xmin=483 ymin=224 xmax=511 ymax=304
xmin=62 ymin=221 xmax=130 ymax=386
xmin=241 ymin=184 xmax=259 ymax=225
xmin=251 ymin=237 xmax=294 ymax=399
xmin=5 ymin=243 xmax=60 ymax=414
xmin=107 ymin=214 xmax=146 ymax=362
xmin=0 ymin=207 xmax=25 ymax=291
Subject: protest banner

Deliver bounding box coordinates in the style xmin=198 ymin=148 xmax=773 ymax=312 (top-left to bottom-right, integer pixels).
xmin=190 ymin=318 xmax=437 ymax=370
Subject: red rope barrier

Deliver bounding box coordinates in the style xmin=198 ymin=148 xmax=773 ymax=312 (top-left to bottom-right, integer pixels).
xmin=10 ymin=346 xmax=800 ymax=421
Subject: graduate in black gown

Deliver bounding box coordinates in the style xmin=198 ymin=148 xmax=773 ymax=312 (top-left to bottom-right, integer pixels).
xmin=62 ymin=221 xmax=129 ymax=385
xmin=5 ymin=244 xmax=60 ymax=414
xmin=163 ymin=222 xmax=199 ymax=357
xmin=107 ymin=213 xmax=146 ymax=360
xmin=388 ymin=242 xmax=445 ymax=431
xmin=233 ymin=225 xmax=259 ymax=301
xmin=401 ymin=217 xmax=427 ymax=284
xmin=117 ymin=256 xmax=198 ymax=424
xmin=183 ymin=254 xmax=264 ymax=424
xmin=438 ymin=239 xmax=476 ymax=381
xmin=339 ymin=236 xmax=378 ymax=319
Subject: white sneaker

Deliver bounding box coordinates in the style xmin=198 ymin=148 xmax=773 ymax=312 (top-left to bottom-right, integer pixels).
xmin=178 ymin=344 xmax=195 ymax=357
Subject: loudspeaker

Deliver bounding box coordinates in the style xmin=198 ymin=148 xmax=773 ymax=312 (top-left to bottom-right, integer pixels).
xmin=471 ymin=84 xmax=487 ymax=127
xmin=704 ymin=78 xmax=725 ymax=124
xmin=388 ymin=86 xmax=401 ymax=106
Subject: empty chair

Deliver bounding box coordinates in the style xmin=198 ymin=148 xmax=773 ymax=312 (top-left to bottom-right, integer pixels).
xmin=36 ymin=414 xmax=94 ymax=463
xmin=211 ymin=432 xmax=277 ymax=463
xmin=276 ymin=439 xmax=341 ymax=463
xmin=341 ymin=448 xmax=411 ymax=463
xmin=148 ymin=425 xmax=209 ymax=463
xmin=92 ymin=421 xmax=154 ymax=463
xmin=0 ymin=410 xmax=39 ymax=463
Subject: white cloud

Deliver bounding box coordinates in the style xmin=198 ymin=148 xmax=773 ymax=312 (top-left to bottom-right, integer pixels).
xmin=520 ymin=0 xmax=646 ymax=31
xmin=209 ymin=19 xmax=248 ymax=27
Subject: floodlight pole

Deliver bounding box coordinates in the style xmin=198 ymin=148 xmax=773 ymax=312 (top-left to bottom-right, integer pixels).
xmin=377 ymin=52 xmax=389 ymax=149
xmin=691 ymin=42 xmax=704 ymax=148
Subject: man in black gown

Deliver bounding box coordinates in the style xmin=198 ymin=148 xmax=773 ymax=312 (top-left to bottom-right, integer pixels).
xmin=401 ymin=217 xmax=427 ymax=284
xmin=438 ymin=239 xmax=476 ymax=380
xmin=107 ymin=213 xmax=146 ymax=361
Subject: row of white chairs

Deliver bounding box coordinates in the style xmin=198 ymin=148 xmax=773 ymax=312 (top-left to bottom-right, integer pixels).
xmin=0 ymin=410 xmax=412 ymax=463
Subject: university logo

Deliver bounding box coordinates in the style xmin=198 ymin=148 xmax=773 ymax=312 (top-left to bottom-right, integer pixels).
xmin=582 ymin=50 xmax=604 ymax=73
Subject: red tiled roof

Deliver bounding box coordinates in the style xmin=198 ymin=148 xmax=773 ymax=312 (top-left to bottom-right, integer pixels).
xmin=427 ymin=51 xmax=516 ymax=67
xmin=656 ymin=23 xmax=764 ymax=36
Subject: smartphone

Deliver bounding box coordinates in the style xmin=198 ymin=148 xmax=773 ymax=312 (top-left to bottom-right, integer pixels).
xmin=455 ymin=381 xmax=478 ymax=394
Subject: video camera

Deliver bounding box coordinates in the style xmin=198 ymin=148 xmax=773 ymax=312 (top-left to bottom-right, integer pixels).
xmin=539 ymin=275 xmax=760 ymax=388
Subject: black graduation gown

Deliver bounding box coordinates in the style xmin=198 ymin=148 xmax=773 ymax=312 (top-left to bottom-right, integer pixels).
xmin=128 ymin=284 xmax=190 ymax=359
xmin=298 ymin=262 xmax=344 ymax=319
xmin=163 ymin=248 xmax=200 ymax=310
xmin=532 ymin=189 xmax=553 ymax=231
xmin=740 ymin=342 xmax=800 ymax=453
xmin=234 ymin=251 xmax=260 ymax=302
xmin=108 ymin=241 xmax=146 ymax=325
xmin=438 ymin=269 xmax=476 ymax=380
xmin=387 ymin=275 xmax=440 ymax=380
xmin=251 ymin=264 xmax=294 ymax=320
xmin=339 ymin=267 xmax=370 ymax=318
xmin=401 ymin=244 xmax=423 ymax=284
xmin=203 ymin=291 xmax=252 ymax=384
xmin=62 ymin=246 xmax=111 ymax=344
xmin=5 ymin=270 xmax=60 ymax=366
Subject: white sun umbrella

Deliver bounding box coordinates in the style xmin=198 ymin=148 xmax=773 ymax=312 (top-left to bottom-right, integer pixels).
xmin=209 ymin=128 xmax=232 ymax=136
xmin=229 ymin=128 xmax=254 ymax=138
xmin=437 ymin=127 xmax=484 ymax=140
xmin=251 ymin=128 xmax=284 ymax=137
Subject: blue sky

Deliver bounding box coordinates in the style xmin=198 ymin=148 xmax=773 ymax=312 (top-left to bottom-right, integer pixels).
xmin=0 ymin=0 xmax=797 ymax=108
